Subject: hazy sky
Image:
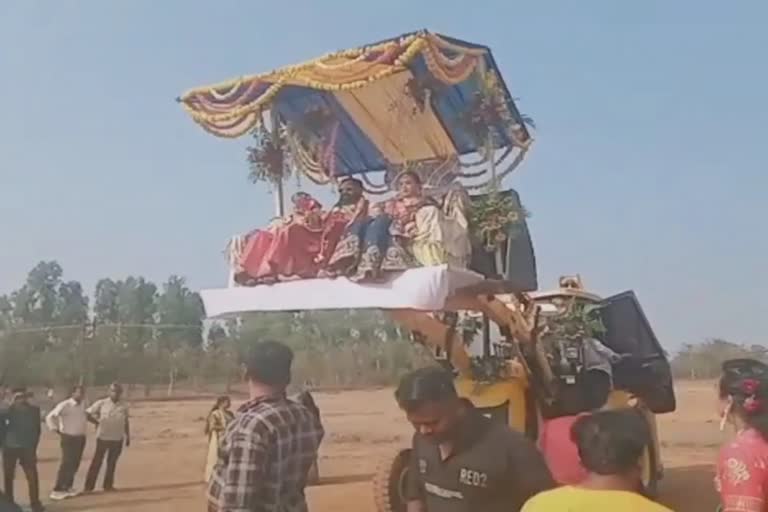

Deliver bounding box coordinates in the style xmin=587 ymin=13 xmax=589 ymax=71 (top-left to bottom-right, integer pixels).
xmin=1 ymin=1 xmax=766 ymax=350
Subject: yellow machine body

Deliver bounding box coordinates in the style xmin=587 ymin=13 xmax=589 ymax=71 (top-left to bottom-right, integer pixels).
xmin=454 ymin=376 xmax=529 ymax=433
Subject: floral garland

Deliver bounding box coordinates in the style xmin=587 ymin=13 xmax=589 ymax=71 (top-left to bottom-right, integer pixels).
xmin=180 ymin=32 xmax=489 ymax=138
xmin=282 ymin=105 xmax=343 ymax=185
xmin=422 ymin=43 xmax=479 ymax=85
xmin=383 ymin=156 xmax=460 ymax=193
xmin=246 ymin=124 xmax=289 ymax=184
xmin=459 ymin=70 xmax=518 ymax=149
xmin=469 ymin=192 xmax=529 ymax=251
xmin=467 ymin=147 xmax=530 ymax=192
xmin=180 ymin=35 xmax=423 ymax=125
xmin=321 ymin=122 xmax=339 ymax=177
xmin=285 ymin=129 xmax=331 ymax=185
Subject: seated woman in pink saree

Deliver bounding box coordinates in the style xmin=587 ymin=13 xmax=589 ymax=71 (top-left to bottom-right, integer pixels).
xmin=237 ymin=192 xmax=324 ymax=284
xmin=715 ymin=359 xmax=768 ymax=512
xmin=236 ymin=183 xmax=368 ymax=285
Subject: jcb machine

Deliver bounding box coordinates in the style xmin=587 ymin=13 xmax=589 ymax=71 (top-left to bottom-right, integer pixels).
xmin=178 ymin=30 xmax=676 ymax=512
xmin=372 ymin=196 xmax=676 ymax=512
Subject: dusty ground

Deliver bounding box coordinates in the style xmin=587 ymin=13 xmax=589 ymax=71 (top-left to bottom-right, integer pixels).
xmin=9 ymin=381 xmax=721 ymax=511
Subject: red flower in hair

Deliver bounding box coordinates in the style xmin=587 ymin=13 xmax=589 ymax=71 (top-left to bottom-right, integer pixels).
xmin=742 ymin=378 xmax=760 ymax=395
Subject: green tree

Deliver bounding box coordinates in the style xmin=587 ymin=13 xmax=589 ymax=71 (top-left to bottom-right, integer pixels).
xmin=94 ymin=279 xmax=121 ymax=323
xmin=24 ymin=261 xmax=64 ymax=324
xmin=115 ymin=277 xmax=158 ymax=393
xmin=156 ymin=276 xmax=205 ymax=395
xmin=671 ymin=338 xmax=767 ymax=379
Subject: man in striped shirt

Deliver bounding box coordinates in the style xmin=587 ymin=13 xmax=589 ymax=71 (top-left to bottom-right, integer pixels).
xmin=207 ymin=341 xmax=324 ymax=512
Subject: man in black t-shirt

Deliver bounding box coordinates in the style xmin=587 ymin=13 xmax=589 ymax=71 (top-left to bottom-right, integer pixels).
xmin=396 ymin=367 xmax=555 ymax=512
xmin=2 ymin=388 xmax=43 ymax=512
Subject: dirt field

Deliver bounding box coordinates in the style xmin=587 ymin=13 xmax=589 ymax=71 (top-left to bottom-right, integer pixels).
xmin=8 ymin=381 xmax=721 ymax=511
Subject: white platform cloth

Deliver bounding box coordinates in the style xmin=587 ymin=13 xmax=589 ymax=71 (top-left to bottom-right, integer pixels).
xmin=200 ymin=265 xmax=484 ymax=318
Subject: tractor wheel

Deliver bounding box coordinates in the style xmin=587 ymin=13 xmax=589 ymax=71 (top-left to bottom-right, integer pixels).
xmin=373 ymin=448 xmax=412 ymax=512
xmin=640 ymin=440 xmax=659 ymax=498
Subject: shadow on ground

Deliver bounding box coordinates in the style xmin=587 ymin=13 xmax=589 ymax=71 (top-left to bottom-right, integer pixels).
xmin=660 ymin=465 xmax=719 ymax=511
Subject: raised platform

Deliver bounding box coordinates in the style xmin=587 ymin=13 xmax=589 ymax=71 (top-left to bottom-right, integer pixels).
xmin=201 ymin=265 xmax=487 ymax=318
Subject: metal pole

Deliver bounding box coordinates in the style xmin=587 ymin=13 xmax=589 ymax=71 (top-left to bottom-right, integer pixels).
xmin=487 ymin=133 xmax=505 ymax=276
xmin=269 ymin=109 xmax=286 ymax=217
xmin=274 ymin=178 xmax=285 ymax=217
xmin=487 ymin=134 xmax=497 ymax=192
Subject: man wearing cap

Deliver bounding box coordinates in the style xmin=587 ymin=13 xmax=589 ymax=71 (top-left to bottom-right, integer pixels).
xmin=396 ymin=367 xmax=555 ymax=512
xmin=1 ymin=388 xmax=44 ymax=512
xmin=84 ymin=383 xmax=130 ymax=493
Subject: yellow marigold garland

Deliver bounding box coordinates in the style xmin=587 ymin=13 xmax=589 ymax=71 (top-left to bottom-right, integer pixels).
xmin=179 ymin=34 xmax=439 ymax=134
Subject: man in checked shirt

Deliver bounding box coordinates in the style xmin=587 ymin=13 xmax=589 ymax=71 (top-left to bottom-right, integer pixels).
xmin=207 ymin=340 xmax=324 ymax=512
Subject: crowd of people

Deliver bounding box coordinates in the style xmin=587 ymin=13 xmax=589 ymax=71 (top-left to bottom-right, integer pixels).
xmin=0 ymin=382 xmax=130 ymax=512
xmin=203 ymin=341 xmax=768 ymax=512
xmin=3 ymin=344 xmax=768 ymax=512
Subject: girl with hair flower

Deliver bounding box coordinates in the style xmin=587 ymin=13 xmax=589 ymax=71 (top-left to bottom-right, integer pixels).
xmin=716 ymin=359 xmax=768 ymax=512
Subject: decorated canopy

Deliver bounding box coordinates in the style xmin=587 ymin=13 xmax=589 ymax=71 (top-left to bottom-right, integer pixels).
xmin=179 ymin=30 xmax=533 ymax=193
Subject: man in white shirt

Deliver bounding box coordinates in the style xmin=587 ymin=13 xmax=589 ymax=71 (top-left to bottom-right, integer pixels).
xmin=45 ymin=386 xmax=90 ymax=500
xmin=83 ymin=383 xmax=130 ymax=493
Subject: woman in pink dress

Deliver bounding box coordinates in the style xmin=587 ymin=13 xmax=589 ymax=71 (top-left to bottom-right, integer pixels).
xmin=237 ymin=192 xmax=324 ymax=284
xmin=716 ymin=358 xmax=768 ymax=512
xmin=538 ymin=414 xmax=589 ymax=485
xmin=237 ymin=184 xmax=368 ymax=284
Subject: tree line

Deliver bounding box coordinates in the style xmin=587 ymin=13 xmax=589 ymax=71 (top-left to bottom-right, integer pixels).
xmin=0 ymin=261 xmax=430 ymax=396
xmin=2 ymin=261 xmax=751 ymax=395
xmin=669 ymin=338 xmax=768 ymax=380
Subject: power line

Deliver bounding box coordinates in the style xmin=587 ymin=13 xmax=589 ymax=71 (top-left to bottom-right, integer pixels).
xmin=2 ymin=323 xmax=202 ymax=335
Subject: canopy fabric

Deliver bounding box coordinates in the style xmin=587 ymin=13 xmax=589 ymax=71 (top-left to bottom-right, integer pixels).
xmin=200 ymin=265 xmax=485 ymax=317
xmin=179 ymin=31 xmax=532 ymax=181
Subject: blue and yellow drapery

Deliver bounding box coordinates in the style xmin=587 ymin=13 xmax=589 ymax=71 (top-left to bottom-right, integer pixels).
xmin=179 ymin=31 xmax=532 ymax=183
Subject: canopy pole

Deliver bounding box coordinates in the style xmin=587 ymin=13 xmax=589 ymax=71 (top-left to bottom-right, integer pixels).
xmin=486 ymin=134 xmax=505 ymax=275
xmin=274 ymin=178 xmax=285 ymax=217
xmin=270 ymin=109 xmax=286 ymax=217
xmin=487 ymin=134 xmax=498 ymax=191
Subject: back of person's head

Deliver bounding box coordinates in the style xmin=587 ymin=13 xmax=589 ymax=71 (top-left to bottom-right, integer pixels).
xmin=571 ymin=409 xmax=650 ymax=476
xmin=395 ymin=366 xmax=458 ymax=413
xmin=242 ymin=340 xmax=294 ymax=388
xmin=720 ymin=358 xmax=768 ymax=440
